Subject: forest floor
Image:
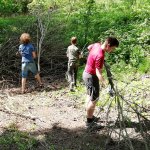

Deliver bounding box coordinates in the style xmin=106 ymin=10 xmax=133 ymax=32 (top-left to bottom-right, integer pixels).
xmin=0 ymin=76 xmax=150 ymax=150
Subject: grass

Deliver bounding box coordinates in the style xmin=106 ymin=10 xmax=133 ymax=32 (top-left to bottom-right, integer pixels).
xmin=0 ymin=124 xmax=38 ymax=150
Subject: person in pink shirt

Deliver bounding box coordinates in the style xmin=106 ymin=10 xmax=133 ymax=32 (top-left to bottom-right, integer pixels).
xmin=83 ymin=37 xmax=119 ymax=129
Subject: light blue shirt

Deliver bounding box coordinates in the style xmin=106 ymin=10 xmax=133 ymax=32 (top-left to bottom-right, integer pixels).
xmin=19 ymin=43 xmax=35 ymax=63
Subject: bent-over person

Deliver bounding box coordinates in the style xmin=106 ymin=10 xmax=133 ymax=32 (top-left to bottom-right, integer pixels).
xmin=83 ymin=37 xmax=119 ymax=129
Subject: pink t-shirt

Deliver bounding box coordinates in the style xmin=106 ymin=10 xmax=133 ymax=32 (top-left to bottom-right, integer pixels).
xmin=85 ymin=43 xmax=105 ymax=75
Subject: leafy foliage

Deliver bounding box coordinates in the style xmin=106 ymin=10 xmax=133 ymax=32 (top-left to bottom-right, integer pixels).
xmin=64 ymin=0 xmax=150 ymax=71
xmin=0 ymin=0 xmax=33 ymax=16
xmin=0 ymin=0 xmax=149 ymax=74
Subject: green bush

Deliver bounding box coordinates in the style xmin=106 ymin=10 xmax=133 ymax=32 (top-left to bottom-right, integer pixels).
xmin=65 ymin=0 xmax=150 ymax=72
xmin=138 ymin=57 xmax=150 ymax=73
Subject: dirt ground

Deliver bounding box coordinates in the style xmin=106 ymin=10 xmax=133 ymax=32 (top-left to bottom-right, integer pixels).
xmin=0 ymin=77 xmax=149 ymax=150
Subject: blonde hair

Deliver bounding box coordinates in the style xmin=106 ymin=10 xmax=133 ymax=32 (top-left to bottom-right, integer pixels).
xmin=71 ymin=36 xmax=77 ymax=44
xmin=20 ymin=33 xmax=31 ymax=44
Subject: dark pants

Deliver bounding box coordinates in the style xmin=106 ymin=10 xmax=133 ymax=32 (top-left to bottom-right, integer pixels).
xmin=67 ymin=61 xmax=78 ymax=89
xmin=83 ymin=71 xmax=100 ymax=101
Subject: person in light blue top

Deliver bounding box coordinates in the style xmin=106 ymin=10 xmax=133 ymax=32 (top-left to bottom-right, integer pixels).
xmin=17 ymin=33 xmax=43 ymax=94
xmin=19 ymin=43 xmax=35 ymax=63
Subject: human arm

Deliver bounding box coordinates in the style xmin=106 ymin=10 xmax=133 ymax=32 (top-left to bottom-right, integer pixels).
xmin=96 ymin=68 xmax=106 ymax=87
xmin=81 ymin=44 xmax=94 ymax=58
xmin=79 ymin=52 xmax=82 ymax=59
xmin=30 ymin=44 xmax=37 ymax=59
xmin=32 ymin=51 xmax=37 ymax=59
xmin=16 ymin=51 xmax=21 ymax=57
xmin=77 ymin=48 xmax=82 ymax=59
xmin=66 ymin=47 xmax=69 ymax=57
xmin=95 ymin=54 xmax=107 ymax=87
xmin=87 ymin=44 xmax=94 ymax=51
xmin=16 ymin=45 xmax=22 ymax=56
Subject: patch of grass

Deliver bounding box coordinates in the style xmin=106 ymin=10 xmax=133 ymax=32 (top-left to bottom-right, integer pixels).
xmin=0 ymin=124 xmax=38 ymax=150
xmin=138 ymin=57 xmax=150 ymax=73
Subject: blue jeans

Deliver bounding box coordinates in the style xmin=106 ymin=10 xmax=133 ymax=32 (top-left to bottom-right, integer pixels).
xmin=21 ymin=62 xmax=38 ymax=78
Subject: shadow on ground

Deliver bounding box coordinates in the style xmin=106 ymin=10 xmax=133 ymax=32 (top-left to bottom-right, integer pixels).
xmin=114 ymin=120 xmax=150 ymax=132
xmin=0 ymin=124 xmax=149 ymax=150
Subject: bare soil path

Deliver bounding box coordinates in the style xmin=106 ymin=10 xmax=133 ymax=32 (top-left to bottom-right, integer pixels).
xmin=0 ymin=78 xmax=109 ymax=150
xmin=0 ymin=77 xmax=149 ymax=150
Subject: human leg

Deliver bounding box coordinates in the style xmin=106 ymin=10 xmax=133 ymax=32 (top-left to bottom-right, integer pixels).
xmin=85 ymin=95 xmax=100 ymax=121
xmin=83 ymin=72 xmax=99 ymax=112
xmin=21 ymin=63 xmax=28 ymax=93
xmin=86 ymin=99 xmax=97 ymax=118
xmin=68 ymin=62 xmax=75 ymax=91
xmin=21 ymin=78 xmax=27 ymax=93
xmin=74 ymin=65 xmax=78 ymax=87
xmin=85 ymin=95 xmax=90 ymax=109
xmin=86 ymin=99 xmax=102 ymax=130
xmin=29 ymin=63 xmax=43 ymax=86
xmin=83 ymin=71 xmax=100 ymax=129
xmin=67 ymin=62 xmax=73 ymax=83
xmin=35 ymin=73 xmax=43 ymax=85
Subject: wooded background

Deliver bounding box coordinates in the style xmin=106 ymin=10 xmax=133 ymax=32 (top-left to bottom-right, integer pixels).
xmin=0 ymin=1 xmax=150 ymax=150
xmin=0 ymin=0 xmax=149 ymax=81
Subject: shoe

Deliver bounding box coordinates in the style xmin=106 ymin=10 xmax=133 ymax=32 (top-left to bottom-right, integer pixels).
xmin=70 ymin=88 xmax=75 ymax=92
xmin=86 ymin=122 xmax=102 ymax=131
xmin=92 ymin=116 xmax=100 ymax=122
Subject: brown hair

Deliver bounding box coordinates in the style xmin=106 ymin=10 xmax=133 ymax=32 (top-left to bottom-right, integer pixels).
xmin=71 ymin=36 xmax=77 ymax=44
xmin=20 ymin=33 xmax=31 ymax=44
xmin=106 ymin=37 xmax=119 ymax=47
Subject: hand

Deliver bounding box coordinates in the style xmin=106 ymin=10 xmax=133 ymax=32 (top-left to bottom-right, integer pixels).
xmin=101 ymin=79 xmax=108 ymax=88
xmin=16 ymin=51 xmax=20 ymax=57
xmin=79 ymin=51 xmax=83 ymax=58
xmin=101 ymin=80 xmax=106 ymax=88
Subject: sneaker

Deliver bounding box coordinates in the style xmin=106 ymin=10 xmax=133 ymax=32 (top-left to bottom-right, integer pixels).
xmin=86 ymin=122 xmax=102 ymax=131
xmin=92 ymin=116 xmax=100 ymax=122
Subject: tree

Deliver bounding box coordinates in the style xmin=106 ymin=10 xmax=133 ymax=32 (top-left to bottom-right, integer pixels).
xmin=19 ymin=0 xmax=33 ymax=14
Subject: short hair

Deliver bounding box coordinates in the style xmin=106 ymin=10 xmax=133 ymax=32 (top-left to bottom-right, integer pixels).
xmin=71 ymin=37 xmax=77 ymax=44
xmin=20 ymin=33 xmax=31 ymax=44
xmin=106 ymin=37 xmax=119 ymax=47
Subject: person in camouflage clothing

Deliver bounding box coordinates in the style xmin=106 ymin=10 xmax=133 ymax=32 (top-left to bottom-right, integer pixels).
xmin=66 ymin=37 xmax=80 ymax=91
